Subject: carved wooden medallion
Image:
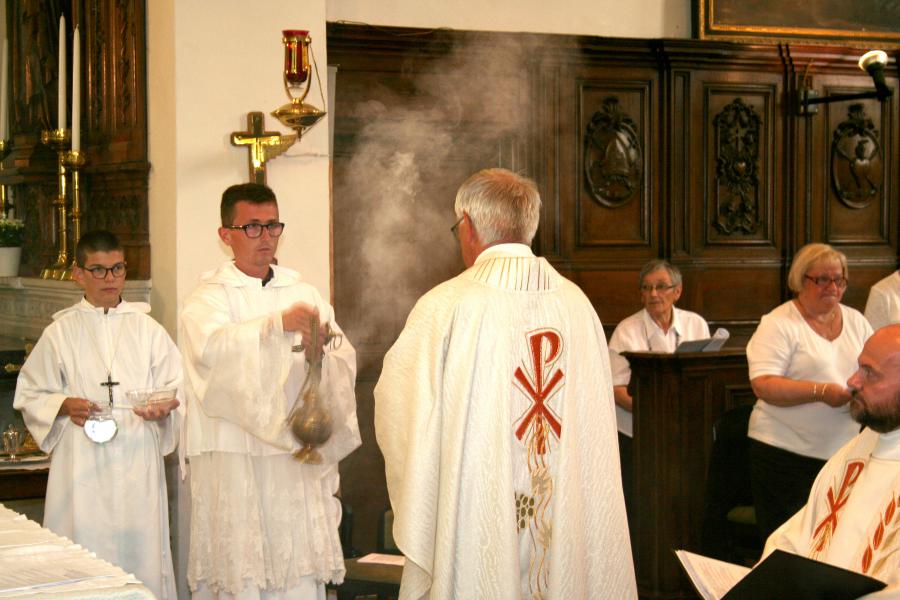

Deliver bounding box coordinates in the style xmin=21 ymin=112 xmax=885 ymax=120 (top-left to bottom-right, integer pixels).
xmin=831 ymin=104 xmax=883 ymax=209
xmin=583 ymin=97 xmax=643 ymax=208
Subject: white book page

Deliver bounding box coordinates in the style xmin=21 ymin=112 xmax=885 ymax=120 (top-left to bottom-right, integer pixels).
xmin=675 ymin=549 xmax=750 ymax=600
xmin=357 ymin=553 xmax=406 ymax=567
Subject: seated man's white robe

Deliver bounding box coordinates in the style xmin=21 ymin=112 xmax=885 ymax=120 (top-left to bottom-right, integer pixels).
xmin=764 ymin=427 xmax=900 ymax=598
xmin=375 ymin=244 xmax=637 ymax=600
xmin=180 ymin=261 xmax=361 ymax=600
xmin=14 ymin=298 xmax=182 ymax=600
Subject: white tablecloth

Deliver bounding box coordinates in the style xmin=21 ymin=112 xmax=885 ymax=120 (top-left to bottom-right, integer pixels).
xmin=0 ymin=504 xmax=155 ymax=598
xmin=0 ymin=455 xmax=49 ymax=471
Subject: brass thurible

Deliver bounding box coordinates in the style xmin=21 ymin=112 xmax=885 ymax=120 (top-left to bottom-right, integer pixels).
xmin=288 ymin=314 xmax=334 ymax=464
xmin=40 ymin=129 xmax=71 ymax=280
xmin=61 ymin=149 xmax=87 ymax=280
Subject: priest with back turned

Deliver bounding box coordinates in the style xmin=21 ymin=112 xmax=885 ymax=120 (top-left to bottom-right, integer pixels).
xmin=374 ymin=168 xmax=637 ymax=600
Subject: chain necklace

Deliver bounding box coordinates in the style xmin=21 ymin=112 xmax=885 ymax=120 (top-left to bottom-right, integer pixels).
xmin=83 ymin=306 xmax=127 ymax=408
xmin=795 ymin=299 xmax=841 ymax=340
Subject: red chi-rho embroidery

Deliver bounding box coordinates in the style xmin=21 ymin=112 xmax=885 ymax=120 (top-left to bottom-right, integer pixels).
xmin=514 ymin=329 xmax=565 ymax=454
xmin=811 ymin=460 xmax=865 ymax=558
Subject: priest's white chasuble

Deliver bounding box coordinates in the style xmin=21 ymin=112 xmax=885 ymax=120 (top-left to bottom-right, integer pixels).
xmin=375 ymin=244 xmax=637 ymax=600
xmin=764 ymin=427 xmax=900 ymax=598
xmin=180 ymin=261 xmax=361 ymax=599
xmin=14 ymin=298 xmax=182 ymax=600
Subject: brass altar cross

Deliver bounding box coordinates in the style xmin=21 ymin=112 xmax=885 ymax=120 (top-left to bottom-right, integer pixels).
xmin=230 ymin=112 xmax=296 ymax=185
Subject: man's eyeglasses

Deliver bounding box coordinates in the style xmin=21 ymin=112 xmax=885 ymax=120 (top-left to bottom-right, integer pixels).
xmin=79 ymin=262 xmax=127 ymax=279
xmin=224 ymin=222 xmax=285 ymax=239
xmin=450 ymin=216 xmax=463 ymax=238
xmin=805 ymin=274 xmax=848 ymax=289
xmin=640 ymin=283 xmax=677 ymax=293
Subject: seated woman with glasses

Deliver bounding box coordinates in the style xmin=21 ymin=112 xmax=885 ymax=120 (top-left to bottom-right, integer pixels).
xmin=607 ymin=260 xmax=709 ymax=525
xmin=608 ymin=259 xmax=710 ymax=437
xmin=747 ymin=242 xmax=873 ymax=542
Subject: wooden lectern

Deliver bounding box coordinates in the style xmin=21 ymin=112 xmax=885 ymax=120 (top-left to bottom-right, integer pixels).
xmin=623 ymin=349 xmax=754 ymax=600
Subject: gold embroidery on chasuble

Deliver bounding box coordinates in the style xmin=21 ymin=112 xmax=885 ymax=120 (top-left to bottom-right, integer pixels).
xmin=513 ymin=328 xmax=565 ymax=600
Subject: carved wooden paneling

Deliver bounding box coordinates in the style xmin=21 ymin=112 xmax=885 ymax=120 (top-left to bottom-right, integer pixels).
xmin=682 ymin=72 xmax=784 ymax=257
xmin=578 ymin=90 xmax=651 ymax=247
xmin=2 ymin=0 xmax=149 ymax=279
xmin=788 ymin=46 xmax=899 ymax=263
xmin=548 ymin=53 xmax=660 ymax=270
xmin=824 ymin=96 xmax=893 ymax=245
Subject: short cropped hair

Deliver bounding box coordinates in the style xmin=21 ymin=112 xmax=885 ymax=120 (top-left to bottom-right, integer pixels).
xmin=76 ymin=230 xmax=122 ymax=266
xmin=454 ymin=168 xmax=541 ymax=245
xmin=639 ymin=259 xmax=682 ymax=287
xmin=787 ymin=243 xmax=849 ymax=293
xmin=221 ymin=183 xmax=278 ymax=226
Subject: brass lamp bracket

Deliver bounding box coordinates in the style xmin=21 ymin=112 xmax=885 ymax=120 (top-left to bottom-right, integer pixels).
xmin=797 ymin=50 xmax=893 ymax=117
xmin=230 ymin=112 xmax=296 ymax=185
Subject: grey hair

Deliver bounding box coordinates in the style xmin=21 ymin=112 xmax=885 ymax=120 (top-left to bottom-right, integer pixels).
xmin=639 ymin=259 xmax=682 ymax=287
xmin=787 ymin=243 xmax=849 ymax=293
xmin=454 ymin=168 xmax=541 ymax=245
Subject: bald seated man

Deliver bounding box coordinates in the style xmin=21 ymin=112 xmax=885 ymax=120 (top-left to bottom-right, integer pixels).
xmin=762 ymin=324 xmax=900 ymax=596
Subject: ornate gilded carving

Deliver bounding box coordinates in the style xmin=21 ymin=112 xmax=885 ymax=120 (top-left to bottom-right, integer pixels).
xmin=583 ymin=97 xmax=642 ymax=208
xmin=831 ymin=104 xmax=882 ymax=209
xmin=116 ymin=0 xmax=132 ymax=124
xmin=16 ymin=0 xmax=59 ymax=133
xmin=91 ymin=1 xmax=106 ymax=126
xmin=713 ymin=98 xmax=760 ymax=235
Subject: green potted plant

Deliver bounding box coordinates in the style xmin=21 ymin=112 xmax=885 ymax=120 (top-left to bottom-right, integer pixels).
xmin=0 ymin=217 xmax=24 ymax=277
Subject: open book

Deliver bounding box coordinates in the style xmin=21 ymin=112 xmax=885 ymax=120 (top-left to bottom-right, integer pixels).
xmin=676 ymin=549 xmax=886 ymax=600
xmin=675 ymin=328 xmax=730 ymax=353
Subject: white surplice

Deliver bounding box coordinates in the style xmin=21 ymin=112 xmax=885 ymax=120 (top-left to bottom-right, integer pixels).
xmin=14 ymin=298 xmax=182 ymax=600
xmin=375 ymin=244 xmax=637 ymax=600
xmin=180 ymin=261 xmax=360 ymax=599
xmin=764 ymin=427 xmax=900 ymax=599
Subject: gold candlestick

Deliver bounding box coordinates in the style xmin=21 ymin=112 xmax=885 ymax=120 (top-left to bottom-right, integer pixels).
xmin=0 ymin=140 xmax=10 ymax=218
xmin=60 ymin=150 xmax=86 ymax=281
xmin=40 ymin=129 xmax=71 ymax=280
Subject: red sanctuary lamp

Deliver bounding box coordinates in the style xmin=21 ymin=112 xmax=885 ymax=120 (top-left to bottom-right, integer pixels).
xmin=283 ymin=29 xmax=310 ymax=85
xmin=271 ymin=29 xmax=325 ymax=136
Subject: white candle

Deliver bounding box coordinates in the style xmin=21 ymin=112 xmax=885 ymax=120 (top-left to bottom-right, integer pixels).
xmin=72 ymin=27 xmax=80 ymax=151
xmin=0 ymin=41 xmax=7 ymax=142
xmin=58 ymin=15 xmax=66 ymax=131
xmin=0 ymin=0 xmax=6 ymax=142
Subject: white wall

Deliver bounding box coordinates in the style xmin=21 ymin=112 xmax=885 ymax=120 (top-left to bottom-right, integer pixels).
xmin=148 ymin=0 xmax=330 ymax=335
xmin=327 ymin=0 xmax=693 ymax=39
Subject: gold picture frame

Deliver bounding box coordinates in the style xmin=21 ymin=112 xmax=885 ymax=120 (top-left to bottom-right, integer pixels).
xmin=694 ymin=0 xmax=900 ymax=47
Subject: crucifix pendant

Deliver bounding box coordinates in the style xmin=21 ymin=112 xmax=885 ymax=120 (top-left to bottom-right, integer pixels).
xmin=100 ymin=373 xmax=120 ymax=407
xmin=86 ymin=373 xmax=120 ymax=444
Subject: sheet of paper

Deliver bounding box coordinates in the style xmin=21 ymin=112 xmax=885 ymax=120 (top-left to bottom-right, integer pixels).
xmin=357 ymin=552 xmax=406 ymax=567
xmin=703 ymin=328 xmax=730 ymax=352
xmin=675 ymin=549 xmax=750 ymax=600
